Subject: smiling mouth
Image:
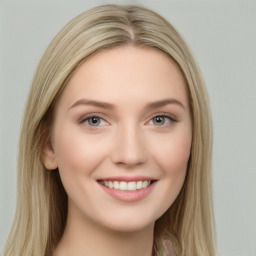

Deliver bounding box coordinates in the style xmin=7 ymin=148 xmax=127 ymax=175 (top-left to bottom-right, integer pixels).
xmin=98 ymin=180 xmax=156 ymax=191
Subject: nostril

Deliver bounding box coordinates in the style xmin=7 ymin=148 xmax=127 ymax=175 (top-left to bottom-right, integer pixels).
xmin=111 ymin=134 xmax=147 ymax=166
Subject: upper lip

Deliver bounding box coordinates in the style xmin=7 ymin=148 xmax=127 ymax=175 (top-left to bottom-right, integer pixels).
xmin=97 ymin=176 xmax=157 ymax=182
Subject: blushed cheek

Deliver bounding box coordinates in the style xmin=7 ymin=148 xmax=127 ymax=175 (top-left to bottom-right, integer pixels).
xmin=164 ymin=141 xmax=190 ymax=200
xmin=54 ymin=137 xmax=101 ymax=201
xmin=154 ymin=135 xmax=191 ymax=179
xmin=55 ymin=135 xmax=82 ymax=171
xmin=54 ymin=132 xmax=108 ymax=179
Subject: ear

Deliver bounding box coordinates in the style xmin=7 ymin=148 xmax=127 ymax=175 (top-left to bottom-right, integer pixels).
xmin=41 ymin=140 xmax=58 ymax=170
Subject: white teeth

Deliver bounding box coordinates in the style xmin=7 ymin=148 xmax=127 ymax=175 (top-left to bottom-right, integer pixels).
xmin=101 ymin=180 xmax=151 ymax=191
xmin=119 ymin=181 xmax=127 ymax=190
xmin=113 ymin=181 xmax=119 ymax=189
xmin=127 ymin=181 xmax=137 ymax=191
xmin=142 ymin=181 xmax=149 ymax=189
xmin=136 ymin=181 xmax=143 ymax=189
xmin=108 ymin=181 xmax=114 ymax=189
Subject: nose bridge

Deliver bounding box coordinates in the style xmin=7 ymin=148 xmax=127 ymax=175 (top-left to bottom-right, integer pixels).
xmin=111 ymin=121 xmax=146 ymax=166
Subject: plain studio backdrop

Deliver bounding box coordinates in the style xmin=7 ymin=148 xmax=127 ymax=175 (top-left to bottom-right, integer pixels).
xmin=0 ymin=0 xmax=255 ymax=255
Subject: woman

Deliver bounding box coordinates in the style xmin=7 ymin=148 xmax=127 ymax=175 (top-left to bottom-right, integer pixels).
xmin=3 ymin=4 xmax=216 ymax=256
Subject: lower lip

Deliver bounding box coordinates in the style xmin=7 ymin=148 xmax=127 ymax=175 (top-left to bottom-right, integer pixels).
xmin=98 ymin=181 xmax=157 ymax=202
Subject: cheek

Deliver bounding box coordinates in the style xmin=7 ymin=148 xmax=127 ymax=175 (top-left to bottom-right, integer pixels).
xmin=53 ymin=127 xmax=109 ymax=178
xmin=160 ymin=142 xmax=189 ymax=194
xmin=163 ymin=139 xmax=190 ymax=174
xmin=150 ymin=131 xmax=191 ymax=175
xmin=149 ymin=130 xmax=191 ymax=201
xmin=52 ymin=127 xmax=111 ymax=209
xmin=140 ymin=131 xmax=191 ymax=220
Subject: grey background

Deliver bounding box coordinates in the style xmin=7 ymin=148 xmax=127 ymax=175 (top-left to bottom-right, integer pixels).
xmin=1 ymin=0 xmax=256 ymax=255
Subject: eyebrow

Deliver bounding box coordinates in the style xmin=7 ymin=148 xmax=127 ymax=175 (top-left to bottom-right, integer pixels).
xmin=69 ymin=98 xmax=185 ymax=111
xmin=145 ymin=98 xmax=185 ymax=110
xmin=69 ymin=99 xmax=115 ymax=110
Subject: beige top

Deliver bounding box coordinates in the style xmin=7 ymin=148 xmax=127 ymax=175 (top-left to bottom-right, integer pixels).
xmin=163 ymin=239 xmax=176 ymax=256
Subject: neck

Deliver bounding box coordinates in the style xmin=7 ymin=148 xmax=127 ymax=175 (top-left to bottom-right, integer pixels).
xmin=54 ymin=202 xmax=155 ymax=256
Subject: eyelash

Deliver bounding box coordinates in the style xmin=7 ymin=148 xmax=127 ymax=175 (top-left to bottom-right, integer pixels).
xmin=148 ymin=114 xmax=177 ymax=126
xmin=79 ymin=113 xmax=177 ymax=129
xmin=79 ymin=114 xmax=108 ymax=129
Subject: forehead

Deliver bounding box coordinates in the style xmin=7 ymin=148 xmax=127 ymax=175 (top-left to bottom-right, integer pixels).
xmin=58 ymin=46 xmax=189 ymax=109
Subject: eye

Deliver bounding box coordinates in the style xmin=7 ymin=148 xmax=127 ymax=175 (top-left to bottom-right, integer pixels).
xmin=82 ymin=116 xmax=107 ymax=127
xmin=149 ymin=115 xmax=175 ymax=126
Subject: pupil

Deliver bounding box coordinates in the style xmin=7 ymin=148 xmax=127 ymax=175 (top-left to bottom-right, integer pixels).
xmin=154 ymin=116 xmax=164 ymax=125
xmin=90 ymin=117 xmax=100 ymax=125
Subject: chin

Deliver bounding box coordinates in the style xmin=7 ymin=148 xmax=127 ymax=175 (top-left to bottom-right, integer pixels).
xmin=96 ymin=211 xmax=158 ymax=234
xmin=104 ymin=221 xmax=154 ymax=233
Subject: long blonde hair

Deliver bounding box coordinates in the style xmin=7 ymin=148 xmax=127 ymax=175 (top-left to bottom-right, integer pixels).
xmin=3 ymin=4 xmax=216 ymax=256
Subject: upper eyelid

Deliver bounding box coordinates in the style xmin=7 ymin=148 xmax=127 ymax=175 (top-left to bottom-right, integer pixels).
xmin=79 ymin=115 xmax=110 ymax=130
xmin=147 ymin=112 xmax=177 ymax=122
xmin=79 ymin=113 xmax=108 ymax=123
xmin=78 ymin=112 xmax=178 ymax=124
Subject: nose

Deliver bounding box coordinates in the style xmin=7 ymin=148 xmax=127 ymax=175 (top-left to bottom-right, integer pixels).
xmin=111 ymin=125 xmax=147 ymax=167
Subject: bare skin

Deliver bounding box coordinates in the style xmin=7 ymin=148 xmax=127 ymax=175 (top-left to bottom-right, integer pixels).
xmin=43 ymin=46 xmax=192 ymax=256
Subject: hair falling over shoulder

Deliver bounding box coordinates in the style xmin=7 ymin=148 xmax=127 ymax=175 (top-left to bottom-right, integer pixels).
xmin=3 ymin=4 xmax=216 ymax=256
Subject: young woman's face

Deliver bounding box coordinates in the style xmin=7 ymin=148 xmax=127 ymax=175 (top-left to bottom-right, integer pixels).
xmin=47 ymin=46 xmax=192 ymax=232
